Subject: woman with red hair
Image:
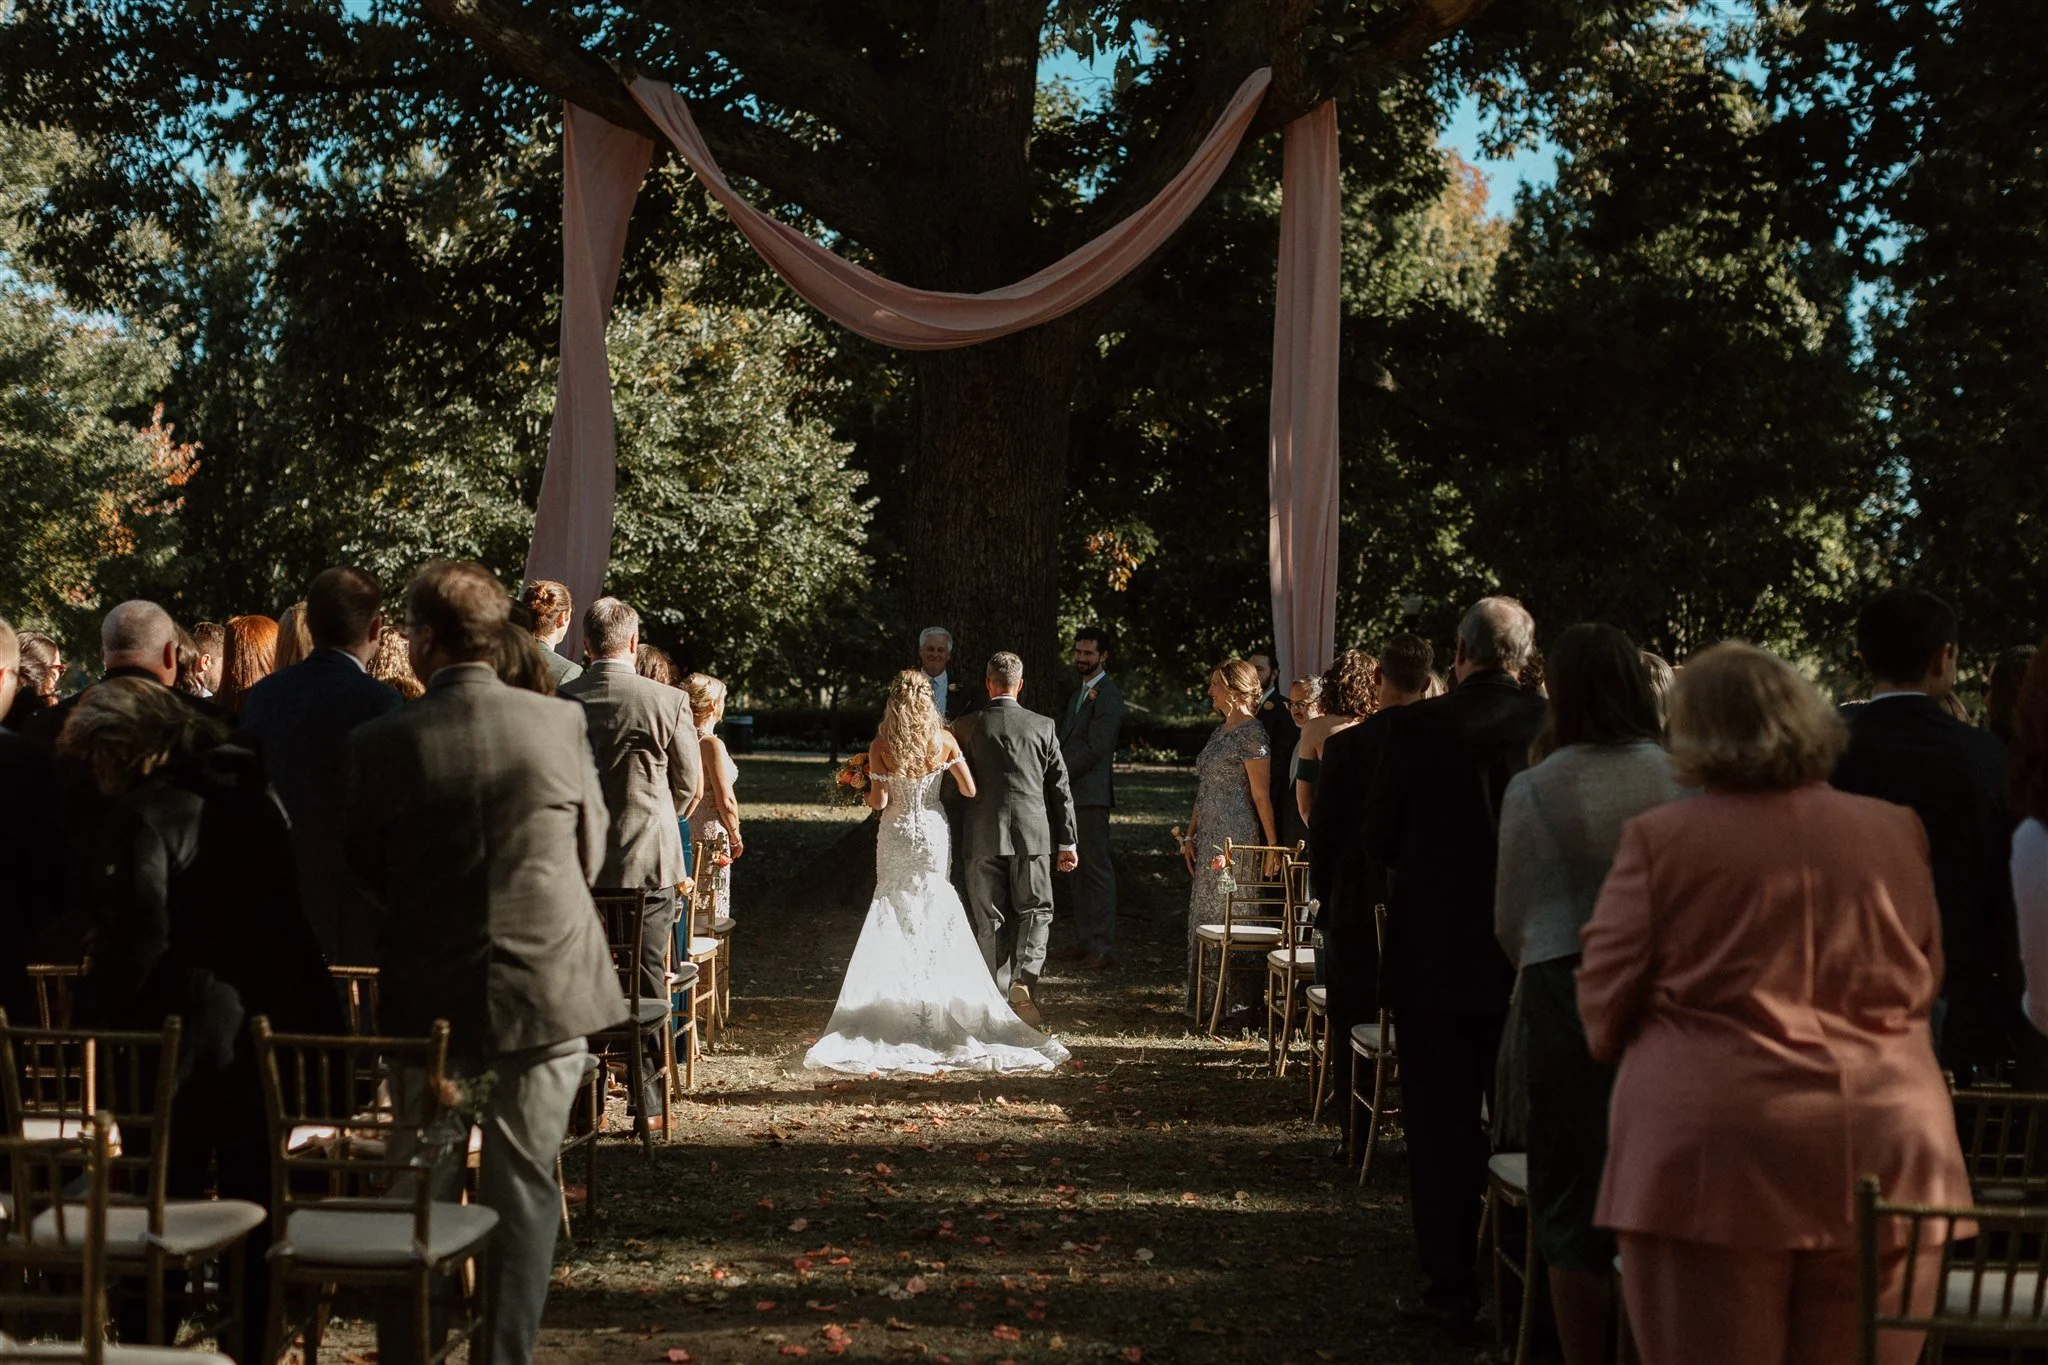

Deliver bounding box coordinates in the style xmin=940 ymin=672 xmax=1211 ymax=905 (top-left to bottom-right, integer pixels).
xmin=215 ymin=614 xmax=278 ymax=714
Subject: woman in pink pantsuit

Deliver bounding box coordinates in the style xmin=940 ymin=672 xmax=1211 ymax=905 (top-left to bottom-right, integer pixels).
xmin=1578 ymin=643 xmax=1971 ymax=1365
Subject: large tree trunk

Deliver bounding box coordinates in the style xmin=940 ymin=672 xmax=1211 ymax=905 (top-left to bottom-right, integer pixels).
xmin=908 ymin=321 xmax=1083 ymax=713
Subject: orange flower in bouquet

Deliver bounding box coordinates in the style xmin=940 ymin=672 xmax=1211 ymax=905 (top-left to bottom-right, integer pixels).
xmin=831 ymin=752 xmax=871 ymax=802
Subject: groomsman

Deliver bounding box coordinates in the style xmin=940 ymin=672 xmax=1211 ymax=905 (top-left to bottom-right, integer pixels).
xmin=1251 ymin=650 xmax=1304 ymax=848
xmin=1053 ymin=627 xmax=1123 ymax=967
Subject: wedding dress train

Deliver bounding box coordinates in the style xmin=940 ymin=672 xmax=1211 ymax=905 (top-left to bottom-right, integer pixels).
xmin=804 ymin=763 xmax=1069 ymax=1076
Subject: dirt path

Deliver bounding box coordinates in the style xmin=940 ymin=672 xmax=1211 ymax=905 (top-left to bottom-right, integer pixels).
xmin=522 ymin=756 xmax=1472 ymax=1365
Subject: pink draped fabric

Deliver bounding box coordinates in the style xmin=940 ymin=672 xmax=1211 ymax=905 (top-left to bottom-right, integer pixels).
xmin=624 ymin=69 xmax=1271 ymax=349
xmin=1267 ymin=102 xmax=1341 ymax=683
xmin=523 ymin=104 xmax=654 ymax=659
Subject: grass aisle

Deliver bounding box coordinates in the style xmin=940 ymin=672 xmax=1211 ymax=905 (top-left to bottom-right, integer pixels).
xmin=528 ymin=755 xmax=1467 ymax=1365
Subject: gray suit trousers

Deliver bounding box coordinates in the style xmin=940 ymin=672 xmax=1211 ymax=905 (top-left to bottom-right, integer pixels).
xmin=1054 ymin=805 xmax=1116 ymax=954
xmin=966 ymin=854 xmax=1052 ymax=992
xmin=379 ymin=1038 xmax=588 ymax=1365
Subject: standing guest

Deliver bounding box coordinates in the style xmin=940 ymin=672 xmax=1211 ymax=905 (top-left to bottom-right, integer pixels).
xmin=345 ymin=561 xmax=623 ymax=1365
xmin=1294 ymin=649 xmax=1376 ymax=826
xmin=1831 ymin=587 xmax=2017 ymax=1081
xmin=0 ymin=617 xmax=60 ymax=1021
xmin=192 ymin=621 xmax=225 ymax=697
xmin=61 ymin=677 xmax=342 ymax=1360
xmin=1250 ymin=651 xmax=1305 ymax=849
xmin=1359 ymin=598 xmax=1546 ymax=1334
xmin=368 ymin=623 xmax=423 ymax=700
xmin=560 ymin=599 xmax=702 ymax=1130
xmin=684 ymin=673 xmax=743 ymax=921
xmin=273 ymin=601 xmax=313 ymax=670
xmin=1179 ymin=659 xmax=1277 ymax=1025
xmin=1580 ymin=642 xmax=1970 ymax=1365
xmin=1308 ymin=634 xmax=1432 ymax=1148
xmin=1052 ymin=627 xmax=1124 ymax=968
xmin=1639 ymin=650 xmax=1676 ymax=726
xmin=496 ymin=619 xmax=559 ymax=696
xmin=216 ymin=614 xmax=278 ymax=715
xmin=636 ymin=643 xmax=678 ymax=685
xmin=3 ymin=630 xmax=65 ymax=729
xmin=918 ymin=627 xmax=972 ymax=720
xmin=1988 ymin=645 xmax=2038 ymax=750
xmin=520 ymin=579 xmax=583 ymax=688
xmin=238 ymin=567 xmax=404 ymax=966
xmin=2007 ymin=647 xmax=2048 ymax=1033
xmin=1493 ymin=624 xmax=1677 ymax=1365
xmin=172 ymin=625 xmax=207 ymax=697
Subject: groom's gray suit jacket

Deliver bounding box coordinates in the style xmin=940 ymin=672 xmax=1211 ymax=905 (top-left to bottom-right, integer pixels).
xmin=956 ymin=697 xmax=1078 ymax=858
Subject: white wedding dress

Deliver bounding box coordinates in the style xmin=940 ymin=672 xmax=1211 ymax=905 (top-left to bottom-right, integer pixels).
xmin=804 ymin=762 xmax=1070 ymax=1076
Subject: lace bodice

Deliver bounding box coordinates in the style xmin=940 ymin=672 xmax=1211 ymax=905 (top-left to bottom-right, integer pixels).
xmin=873 ymin=762 xmax=955 ymax=895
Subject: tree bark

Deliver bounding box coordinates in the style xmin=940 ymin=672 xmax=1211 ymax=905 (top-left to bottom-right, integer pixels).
xmin=907 ymin=323 xmax=1084 ymax=712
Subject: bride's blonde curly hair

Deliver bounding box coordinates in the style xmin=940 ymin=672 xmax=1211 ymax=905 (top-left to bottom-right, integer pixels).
xmin=877 ymin=670 xmax=947 ymax=778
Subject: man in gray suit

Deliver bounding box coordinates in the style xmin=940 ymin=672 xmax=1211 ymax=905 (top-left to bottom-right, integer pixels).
xmin=344 ymin=560 xmax=625 ymax=1365
xmin=559 ymin=596 xmax=701 ymax=1127
xmin=1053 ymin=627 xmax=1124 ymax=968
xmin=953 ymin=651 xmax=1078 ymax=1025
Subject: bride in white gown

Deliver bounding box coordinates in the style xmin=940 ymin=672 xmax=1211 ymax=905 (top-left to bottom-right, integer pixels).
xmin=804 ymin=671 xmax=1070 ymax=1076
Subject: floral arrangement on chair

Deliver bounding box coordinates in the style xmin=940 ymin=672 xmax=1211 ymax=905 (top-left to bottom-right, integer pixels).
xmin=830 ymin=751 xmax=871 ymax=803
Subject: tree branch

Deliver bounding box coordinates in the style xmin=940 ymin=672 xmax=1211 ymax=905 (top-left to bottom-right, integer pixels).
xmin=419 ymin=0 xmax=892 ymax=248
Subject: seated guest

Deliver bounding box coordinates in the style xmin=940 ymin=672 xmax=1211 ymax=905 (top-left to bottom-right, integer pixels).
xmin=1580 ymin=642 xmax=1970 ymax=1365
xmin=61 ymin=677 xmax=342 ymax=1360
xmin=238 ymin=568 xmax=404 ymax=965
xmin=1294 ymin=649 xmax=1376 ymax=826
xmin=1830 ymin=587 xmax=2015 ymax=1080
xmin=0 ymin=617 xmax=60 ymax=1020
xmin=345 ymin=561 xmax=623 ymax=1365
xmin=1360 ymin=599 xmax=1546 ymax=1331
xmin=274 ymin=600 xmax=313 ymax=669
xmin=4 ymin=630 xmax=65 ymax=730
xmin=520 ymin=578 xmax=583 ymax=688
xmin=369 ymin=622 xmax=423 ymax=699
xmin=1307 ymin=634 xmax=1431 ymax=1148
xmin=1493 ymin=624 xmax=1676 ymax=1365
xmin=561 ymin=600 xmax=702 ymax=1130
xmin=216 ymin=613 xmax=278 ymax=715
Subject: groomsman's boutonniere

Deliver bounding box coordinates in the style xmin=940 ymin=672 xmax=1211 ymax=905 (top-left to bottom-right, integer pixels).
xmin=1260 ymin=699 xmax=1276 ymax=713
xmin=1087 ymin=687 xmax=1098 ymax=702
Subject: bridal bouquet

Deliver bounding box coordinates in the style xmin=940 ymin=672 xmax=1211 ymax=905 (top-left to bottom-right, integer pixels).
xmin=830 ymin=751 xmax=871 ymax=803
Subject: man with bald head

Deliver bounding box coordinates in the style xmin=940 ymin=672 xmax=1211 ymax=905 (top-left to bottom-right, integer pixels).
xmin=98 ymin=599 xmax=180 ymax=684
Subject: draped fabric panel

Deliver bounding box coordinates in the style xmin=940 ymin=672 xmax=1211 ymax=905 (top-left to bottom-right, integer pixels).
xmin=1267 ymin=102 xmax=1342 ymax=683
xmin=523 ymin=104 xmax=654 ymax=659
xmin=624 ymin=69 xmax=1273 ymax=350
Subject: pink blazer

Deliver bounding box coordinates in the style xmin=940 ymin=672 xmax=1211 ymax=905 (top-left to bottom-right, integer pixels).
xmin=1578 ymin=783 xmax=1970 ymax=1249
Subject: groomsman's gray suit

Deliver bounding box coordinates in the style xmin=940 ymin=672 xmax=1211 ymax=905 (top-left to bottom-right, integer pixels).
xmin=1055 ymin=672 xmax=1123 ymax=955
xmin=955 ymin=697 xmax=1078 ymax=992
xmin=343 ymin=660 xmax=625 ymax=1365
xmin=558 ymin=657 xmax=701 ymax=1116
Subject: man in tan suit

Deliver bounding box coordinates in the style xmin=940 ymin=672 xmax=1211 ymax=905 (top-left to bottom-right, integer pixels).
xmin=559 ymin=596 xmax=701 ymax=1128
xmin=345 ymin=560 xmax=624 ymax=1365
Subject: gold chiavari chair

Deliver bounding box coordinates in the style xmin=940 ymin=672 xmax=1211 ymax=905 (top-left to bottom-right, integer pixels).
xmin=251 ymin=1017 xmax=494 ymax=1365
xmin=1481 ymin=1151 xmax=1539 ymax=1365
xmin=0 ymin=1013 xmax=264 ymax=1348
xmin=24 ymin=965 xmax=83 ymax=1029
xmin=691 ymin=835 xmax=735 ymax=1030
xmin=590 ymin=892 xmax=677 ymax=1151
xmin=1952 ymin=1087 xmax=2048 ymax=1202
xmin=0 ymin=1114 xmax=233 ymax=1363
xmin=327 ymin=965 xmax=381 ymax=1037
xmin=1303 ymin=984 xmax=1332 ymax=1119
xmin=1193 ymin=840 xmax=1298 ymax=1037
xmin=1264 ymin=859 xmax=1316 ymax=1074
xmin=1350 ymin=902 xmax=1399 ymax=1183
xmin=1856 ymin=1175 xmax=2048 ymax=1363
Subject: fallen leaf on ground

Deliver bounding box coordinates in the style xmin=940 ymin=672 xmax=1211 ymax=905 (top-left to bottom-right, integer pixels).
xmin=1118 ymin=1350 xmax=1144 ymax=1363
xmin=991 ymin=1324 xmax=1021 ymax=1342
xmin=662 ymin=1351 xmax=693 ymax=1363
xmin=788 ymin=1217 xmax=809 ymax=1232
xmin=756 ymin=1301 xmax=778 ymax=1312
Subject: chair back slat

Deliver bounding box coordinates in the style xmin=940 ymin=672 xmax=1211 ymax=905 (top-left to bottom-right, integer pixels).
xmin=1857 ymin=1175 xmax=2048 ymax=1362
xmin=329 ymin=964 xmax=383 ymax=1037
xmin=594 ymin=891 xmax=651 ymax=1001
xmin=1953 ymin=1088 xmax=2048 ymax=1198
xmin=24 ymin=963 xmax=83 ymax=1029
xmin=1218 ymin=839 xmax=1299 ymax=930
xmin=0 ymin=1114 xmax=117 ymax=1364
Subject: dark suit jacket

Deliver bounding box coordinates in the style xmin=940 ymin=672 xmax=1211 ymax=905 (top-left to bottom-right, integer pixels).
xmin=1832 ymin=694 xmax=2016 ymax=1069
xmin=1261 ymin=689 xmax=1305 ymax=848
xmin=955 ymin=697 xmax=1078 ymax=859
xmin=558 ymin=659 xmax=700 ymax=888
xmin=237 ymin=650 xmax=405 ymax=965
xmin=1360 ymin=670 xmax=1547 ymax=1014
xmin=345 ymin=662 xmax=625 ymax=1059
xmin=1307 ymin=709 xmax=1396 ymax=933
xmin=0 ymin=730 xmax=60 ymax=1022
xmin=1058 ymin=675 xmax=1124 ymax=809
xmin=76 ymin=744 xmax=344 ymax=1145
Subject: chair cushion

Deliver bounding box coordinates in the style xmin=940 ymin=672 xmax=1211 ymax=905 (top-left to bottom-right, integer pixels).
xmin=278 ymin=1201 xmax=498 ymax=1268
xmin=1305 ymin=985 xmax=1328 ymax=1009
xmin=669 ymin=962 xmax=701 ymax=990
xmin=1348 ymin=1022 xmax=1389 ymax=1054
xmin=1194 ymin=923 xmax=1284 ymax=944
xmin=1266 ymin=947 xmax=1315 ymax=971
xmin=0 ymin=1342 xmax=232 ymax=1365
xmin=704 ymin=917 xmax=735 ymax=935
xmin=31 ymin=1199 xmax=266 ymax=1256
xmin=687 ymin=936 xmax=720 ymax=958
xmin=1487 ymin=1152 xmax=1529 ymax=1194
xmin=1944 ymin=1267 xmax=2048 ymax=1321
xmin=631 ymin=998 xmax=670 ymax=1027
